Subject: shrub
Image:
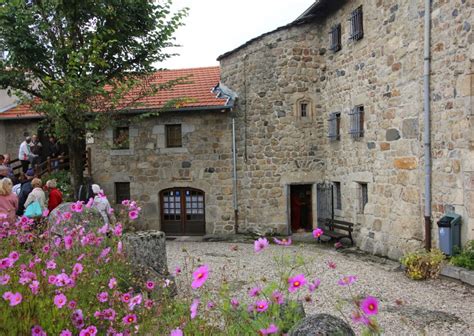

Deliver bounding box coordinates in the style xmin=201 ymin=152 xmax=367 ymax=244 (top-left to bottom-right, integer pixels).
xmin=451 ymin=240 xmax=474 ymax=270
xmin=400 ymin=249 xmax=445 ymax=280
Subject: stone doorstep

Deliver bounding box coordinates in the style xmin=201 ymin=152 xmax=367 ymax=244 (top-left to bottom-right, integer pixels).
xmin=440 ymin=265 xmax=474 ymax=287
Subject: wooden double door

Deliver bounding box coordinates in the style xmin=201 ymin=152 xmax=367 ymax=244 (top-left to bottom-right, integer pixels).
xmin=160 ymin=188 xmax=206 ymax=236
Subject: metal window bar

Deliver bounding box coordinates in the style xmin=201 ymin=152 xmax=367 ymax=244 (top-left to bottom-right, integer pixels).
xmin=350 ymin=7 xmax=363 ymax=41
xmin=329 ymin=24 xmax=341 ymax=52
xmin=328 ymin=112 xmax=340 ymax=140
xmin=348 ymin=106 xmax=364 ymax=139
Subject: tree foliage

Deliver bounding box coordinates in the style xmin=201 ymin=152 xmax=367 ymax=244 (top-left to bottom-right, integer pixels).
xmin=0 ymin=0 xmax=187 ymax=192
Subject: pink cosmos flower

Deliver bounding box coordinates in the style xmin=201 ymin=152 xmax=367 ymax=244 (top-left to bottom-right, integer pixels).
xmin=72 ymin=309 xmax=85 ymax=329
xmin=230 ymin=298 xmax=240 ymax=308
xmin=108 ymin=278 xmax=117 ymax=289
xmin=73 ymin=263 xmax=83 ymax=274
xmin=271 ymin=290 xmax=284 ymax=305
xmin=117 ymin=241 xmax=123 ymax=253
xmin=68 ymin=300 xmax=77 ymax=309
xmin=129 ymin=294 xmax=142 ymax=310
xmin=190 ymin=299 xmax=199 ymax=319
xmin=170 ymin=328 xmax=183 ymax=336
xmin=121 ymin=199 xmax=130 ymax=206
xmin=312 ymin=228 xmax=324 ymax=238
xmin=146 ymin=281 xmax=155 ymax=290
xmin=337 ymin=275 xmax=357 ymax=286
xmin=64 ymin=235 xmax=73 ymax=250
xmin=2 ymin=291 xmax=12 ymax=300
xmin=97 ymin=292 xmax=108 ymax=303
xmin=122 ymin=314 xmax=137 ymax=325
xmin=7 ymin=292 xmax=22 ymax=306
xmin=62 ymin=212 xmax=72 ymax=220
xmin=174 ymin=266 xmax=182 ymax=276
xmin=79 ymin=326 xmax=97 ymax=336
xmin=31 ymin=325 xmax=46 ymax=336
xmin=113 ymin=223 xmax=123 ymax=237
xmin=145 ymin=299 xmax=154 ymax=309
xmin=308 ymin=279 xmax=321 ymax=292
xmin=0 ymin=274 xmax=10 ymax=285
xmin=207 ymin=301 xmax=215 ymax=309
xmin=255 ymin=300 xmax=269 ymax=312
xmin=9 ymin=251 xmax=19 ymax=261
xmin=42 ymin=244 xmax=50 ymax=253
xmin=121 ymin=293 xmax=131 ymax=303
xmin=273 ymin=237 xmax=292 ymax=246
xmin=191 ymin=265 xmax=209 ymax=289
xmin=259 ymin=324 xmax=279 ymax=335
xmin=54 ymin=293 xmax=67 ymax=308
xmin=0 ymin=257 xmax=13 ymax=269
xmin=46 ymin=259 xmax=57 ymax=270
xmin=103 ymin=308 xmax=116 ymax=321
xmin=288 ymin=274 xmax=307 ymax=293
xmin=248 ymin=286 xmax=261 ymax=297
xmin=60 ymin=330 xmax=73 ymax=336
xmin=360 ymin=296 xmax=379 ymax=316
xmin=128 ymin=210 xmax=139 ymax=220
xmin=254 ymin=237 xmax=269 ymax=253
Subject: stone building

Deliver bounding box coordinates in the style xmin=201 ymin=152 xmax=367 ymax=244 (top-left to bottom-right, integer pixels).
xmin=0 ymin=0 xmax=472 ymax=259
xmin=217 ymin=0 xmax=473 ymax=258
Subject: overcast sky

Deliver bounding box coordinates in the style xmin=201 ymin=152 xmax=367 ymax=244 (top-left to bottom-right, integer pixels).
xmin=161 ymin=0 xmax=313 ymax=69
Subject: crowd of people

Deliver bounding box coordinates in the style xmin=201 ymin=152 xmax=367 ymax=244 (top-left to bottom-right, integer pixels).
xmin=18 ymin=134 xmax=65 ymax=174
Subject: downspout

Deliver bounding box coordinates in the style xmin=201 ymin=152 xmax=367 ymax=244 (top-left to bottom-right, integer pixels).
xmin=232 ymin=117 xmax=239 ymax=233
xmin=423 ymin=0 xmax=432 ymax=250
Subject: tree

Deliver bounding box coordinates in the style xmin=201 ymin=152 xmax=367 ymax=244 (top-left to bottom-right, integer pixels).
xmin=0 ymin=0 xmax=187 ymax=194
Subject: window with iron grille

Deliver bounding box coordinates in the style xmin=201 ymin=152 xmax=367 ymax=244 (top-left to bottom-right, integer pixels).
xmin=328 ymin=112 xmax=341 ymax=141
xmin=300 ymin=102 xmax=308 ymax=117
xmin=348 ymin=106 xmax=364 ymax=139
xmin=358 ymin=182 xmax=368 ymax=214
xmin=113 ymin=126 xmax=129 ymax=149
xmin=329 ymin=24 xmax=342 ymax=52
xmin=349 ymin=6 xmax=364 ymax=41
xmin=333 ymin=181 xmax=342 ymax=210
xmin=115 ymin=182 xmax=130 ymax=204
xmin=166 ymin=124 xmax=182 ymax=148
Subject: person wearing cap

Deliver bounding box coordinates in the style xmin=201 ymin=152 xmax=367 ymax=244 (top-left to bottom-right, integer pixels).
xmin=0 ymin=178 xmax=18 ymax=225
xmin=46 ymin=179 xmax=62 ymax=212
xmin=16 ymin=168 xmax=35 ymax=216
xmin=91 ymin=184 xmax=113 ymax=225
xmin=18 ymin=136 xmax=33 ymax=173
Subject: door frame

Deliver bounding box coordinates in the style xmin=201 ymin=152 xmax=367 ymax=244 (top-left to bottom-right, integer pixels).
xmin=286 ymin=183 xmax=317 ymax=235
xmin=159 ymin=187 xmax=206 ymax=236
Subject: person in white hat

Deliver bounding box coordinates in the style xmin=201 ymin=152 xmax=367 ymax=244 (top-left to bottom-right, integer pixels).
xmin=91 ymin=184 xmax=113 ymax=225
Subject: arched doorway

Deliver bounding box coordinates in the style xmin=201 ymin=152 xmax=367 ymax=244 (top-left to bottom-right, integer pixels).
xmin=160 ymin=187 xmax=206 ymax=236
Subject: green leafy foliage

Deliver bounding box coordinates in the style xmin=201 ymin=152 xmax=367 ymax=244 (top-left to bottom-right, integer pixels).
xmin=451 ymin=240 xmax=474 ymax=270
xmin=46 ymin=170 xmax=74 ymax=201
xmin=400 ymin=249 xmax=445 ymax=280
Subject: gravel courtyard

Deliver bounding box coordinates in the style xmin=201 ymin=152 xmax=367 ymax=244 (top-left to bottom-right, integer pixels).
xmin=167 ymin=241 xmax=474 ymax=336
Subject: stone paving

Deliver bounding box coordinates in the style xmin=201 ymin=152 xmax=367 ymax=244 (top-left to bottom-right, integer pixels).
xmin=167 ymin=241 xmax=474 ymax=336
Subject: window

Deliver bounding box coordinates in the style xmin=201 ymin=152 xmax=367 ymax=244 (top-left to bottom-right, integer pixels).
xmin=166 ymin=124 xmax=182 ymax=148
xmin=333 ymin=182 xmax=342 ymax=210
xmin=115 ymin=182 xmax=130 ymax=204
xmin=113 ymin=126 xmax=129 ymax=149
xmin=348 ymin=105 xmax=364 ymax=139
xmin=349 ymin=6 xmax=364 ymax=41
xmin=300 ymin=102 xmax=308 ymax=117
xmin=328 ymin=112 xmax=341 ymax=141
xmin=329 ymin=24 xmax=342 ymax=52
xmin=358 ymin=183 xmax=368 ymax=214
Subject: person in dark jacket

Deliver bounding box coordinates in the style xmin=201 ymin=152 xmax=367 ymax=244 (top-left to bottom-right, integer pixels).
xmin=16 ymin=169 xmax=35 ymax=216
xmin=44 ymin=136 xmax=60 ymax=169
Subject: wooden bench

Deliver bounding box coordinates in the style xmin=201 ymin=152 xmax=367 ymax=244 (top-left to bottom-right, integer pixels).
xmin=318 ymin=218 xmax=354 ymax=246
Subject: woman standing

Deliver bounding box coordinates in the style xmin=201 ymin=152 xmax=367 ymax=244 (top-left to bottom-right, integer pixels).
xmin=24 ymin=178 xmax=46 ymax=213
xmin=0 ymin=178 xmax=19 ymax=224
xmin=92 ymin=184 xmax=113 ymax=225
xmin=46 ymin=179 xmax=62 ymax=212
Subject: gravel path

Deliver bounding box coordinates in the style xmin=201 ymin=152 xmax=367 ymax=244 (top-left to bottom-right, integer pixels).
xmin=167 ymin=241 xmax=474 ymax=336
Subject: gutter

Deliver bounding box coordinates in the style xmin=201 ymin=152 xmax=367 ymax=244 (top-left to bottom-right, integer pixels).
xmin=423 ymin=0 xmax=432 ymax=250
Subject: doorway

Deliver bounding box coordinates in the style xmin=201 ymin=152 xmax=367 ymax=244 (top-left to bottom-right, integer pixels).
xmin=290 ymin=184 xmax=313 ymax=233
xmin=160 ymin=187 xmax=206 ymax=236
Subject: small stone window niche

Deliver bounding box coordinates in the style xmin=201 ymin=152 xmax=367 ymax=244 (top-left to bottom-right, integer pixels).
xmin=348 ymin=105 xmax=364 ymax=139
xmin=329 ymin=24 xmax=342 ymax=52
xmin=349 ymin=6 xmax=364 ymax=41
xmin=358 ymin=182 xmax=368 ymax=214
xmin=115 ymin=182 xmax=130 ymax=204
xmin=294 ymin=97 xmax=314 ymax=120
xmin=166 ymin=124 xmax=182 ymax=148
xmin=328 ymin=112 xmax=341 ymax=141
xmin=112 ymin=126 xmax=130 ymax=149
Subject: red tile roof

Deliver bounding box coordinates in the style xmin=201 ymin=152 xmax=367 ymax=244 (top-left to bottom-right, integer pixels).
xmin=0 ymin=66 xmax=228 ymax=120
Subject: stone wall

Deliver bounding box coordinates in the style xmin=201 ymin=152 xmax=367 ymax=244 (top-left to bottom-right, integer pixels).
xmin=0 ymin=119 xmax=41 ymax=157
xmin=219 ymin=0 xmax=473 ymax=258
xmin=89 ymin=111 xmax=235 ymax=234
